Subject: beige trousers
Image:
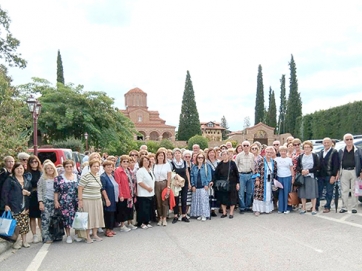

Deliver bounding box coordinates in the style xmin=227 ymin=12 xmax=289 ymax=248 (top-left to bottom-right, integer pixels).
xmin=155 ymin=180 xmax=168 ymax=218
xmin=340 ymin=169 xmax=358 ymax=210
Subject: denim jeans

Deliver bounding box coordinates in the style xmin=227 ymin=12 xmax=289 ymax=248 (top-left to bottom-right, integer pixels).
xmin=316 ymin=176 xmax=334 ymax=210
xmin=238 ymin=173 xmax=253 ymax=210
xmin=277 ymin=176 xmax=292 ymax=213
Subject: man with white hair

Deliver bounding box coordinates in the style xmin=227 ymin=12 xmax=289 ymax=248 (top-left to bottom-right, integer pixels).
xmin=140 ymin=145 xmax=148 ymax=151
xmin=235 ymin=141 xmax=255 ymax=213
xmin=338 ymin=134 xmax=362 ymax=213
xmin=316 ymin=137 xmax=340 ymax=213
xmin=192 ymin=144 xmax=200 ymax=154
xmin=225 ymin=141 xmax=233 ymax=149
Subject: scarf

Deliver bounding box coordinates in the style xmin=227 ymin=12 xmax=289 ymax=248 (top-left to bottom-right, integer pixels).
xmin=263 ymin=158 xmax=274 ymax=202
xmin=172 ymin=158 xmax=184 ymax=169
xmin=125 ymin=168 xmax=137 ymax=208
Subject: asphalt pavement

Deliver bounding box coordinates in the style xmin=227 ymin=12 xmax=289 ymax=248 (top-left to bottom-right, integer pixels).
xmin=1 ymin=201 xmax=362 ymax=271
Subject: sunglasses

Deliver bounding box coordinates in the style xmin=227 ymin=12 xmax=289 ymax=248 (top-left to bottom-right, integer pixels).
xmin=30 ymin=161 xmax=38 ymax=164
xmin=22 ymin=159 xmax=28 ymax=162
xmin=345 ymin=138 xmax=353 ymax=141
xmin=273 ymin=144 xmax=279 ymax=146
xmin=243 ymin=145 xmax=250 ymax=147
xmin=293 ymin=144 xmax=300 ymax=146
xmin=184 ymin=156 xmax=190 ymax=158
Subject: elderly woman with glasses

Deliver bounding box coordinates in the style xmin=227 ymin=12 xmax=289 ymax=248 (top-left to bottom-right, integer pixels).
xmin=214 ymin=150 xmax=240 ymax=218
xmin=54 ymin=160 xmax=80 ymax=243
xmin=190 ymin=153 xmax=212 ymax=221
xmin=114 ymin=155 xmax=138 ymax=232
xmin=296 ymin=141 xmax=319 ymax=215
xmin=27 ymin=155 xmax=43 ymax=244
xmin=253 ymin=146 xmax=278 ymax=216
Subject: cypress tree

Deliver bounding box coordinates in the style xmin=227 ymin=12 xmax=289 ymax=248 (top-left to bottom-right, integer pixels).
xmin=177 ymin=70 xmax=202 ymax=141
xmin=57 ymin=50 xmax=65 ymax=84
xmin=221 ymin=115 xmax=230 ymax=140
xmin=266 ymin=87 xmax=277 ymax=128
xmin=278 ymin=75 xmax=287 ymax=134
xmin=254 ymin=64 xmax=264 ymax=124
xmin=285 ymin=55 xmax=302 ymax=136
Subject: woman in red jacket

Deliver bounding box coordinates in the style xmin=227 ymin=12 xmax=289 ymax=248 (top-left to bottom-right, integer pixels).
xmin=114 ymin=155 xmax=137 ymax=232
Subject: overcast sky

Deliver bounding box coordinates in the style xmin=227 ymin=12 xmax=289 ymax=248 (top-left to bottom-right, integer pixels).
xmin=3 ymin=0 xmax=362 ymax=131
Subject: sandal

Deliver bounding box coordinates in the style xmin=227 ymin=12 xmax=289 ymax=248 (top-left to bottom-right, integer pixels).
xmin=105 ymin=230 xmax=114 ymax=237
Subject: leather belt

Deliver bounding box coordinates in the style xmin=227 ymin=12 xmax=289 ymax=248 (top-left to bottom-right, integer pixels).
xmin=343 ymin=167 xmax=355 ymax=170
xmin=239 ymin=171 xmax=252 ymax=174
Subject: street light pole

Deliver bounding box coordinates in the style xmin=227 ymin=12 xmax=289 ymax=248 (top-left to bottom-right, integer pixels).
xmin=26 ymin=96 xmax=42 ymax=156
xmin=84 ymin=132 xmax=88 ymax=151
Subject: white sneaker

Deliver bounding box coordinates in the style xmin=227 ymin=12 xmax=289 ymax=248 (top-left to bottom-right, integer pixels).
xmin=13 ymin=239 xmax=22 ymax=249
xmin=32 ymin=234 xmax=39 ymax=243
xmin=284 ymin=210 xmax=290 ymax=214
xmin=197 ymin=216 xmax=202 ymax=221
xmin=178 ymin=216 xmax=182 ymax=221
xmin=73 ymin=234 xmax=82 ymax=242
xmin=120 ymin=226 xmax=131 ymax=232
xmin=201 ymin=217 xmax=206 ymax=222
xmin=186 ymin=215 xmax=190 ymax=219
xmin=66 ymin=236 xmax=73 ymax=244
xmin=97 ymin=228 xmax=104 ymax=233
xmin=128 ymin=224 xmax=137 ymax=230
xmin=146 ymin=224 xmax=153 ymax=228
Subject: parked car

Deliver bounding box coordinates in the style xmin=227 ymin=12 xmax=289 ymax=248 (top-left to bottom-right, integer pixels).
xmin=28 ymin=148 xmax=73 ymax=166
xmin=72 ymin=151 xmax=82 ymax=173
xmin=334 ymin=138 xmax=362 ymax=151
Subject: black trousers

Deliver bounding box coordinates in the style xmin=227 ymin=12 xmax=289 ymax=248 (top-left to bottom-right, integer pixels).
xmin=137 ymin=196 xmax=153 ymax=225
xmin=104 ymin=211 xmax=115 ymax=230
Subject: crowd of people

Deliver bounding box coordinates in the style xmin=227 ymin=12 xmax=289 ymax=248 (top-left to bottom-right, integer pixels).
xmin=0 ymin=133 xmax=361 ymax=249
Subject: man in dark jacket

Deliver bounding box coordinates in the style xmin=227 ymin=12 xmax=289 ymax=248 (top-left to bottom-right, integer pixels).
xmin=0 ymin=156 xmax=15 ymax=216
xmin=316 ymin=138 xmax=340 ymax=213
xmin=338 ymin=134 xmax=362 ymax=213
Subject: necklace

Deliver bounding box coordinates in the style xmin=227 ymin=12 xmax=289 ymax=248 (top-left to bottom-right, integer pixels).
xmin=155 ymin=164 xmax=165 ymax=181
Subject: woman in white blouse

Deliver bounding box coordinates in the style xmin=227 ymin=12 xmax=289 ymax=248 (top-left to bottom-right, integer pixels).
xmin=136 ymin=156 xmax=155 ymax=229
xmin=153 ymin=150 xmax=171 ymax=226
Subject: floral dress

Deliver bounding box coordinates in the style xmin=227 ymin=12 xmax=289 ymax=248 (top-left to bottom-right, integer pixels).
xmin=54 ymin=174 xmax=79 ymax=228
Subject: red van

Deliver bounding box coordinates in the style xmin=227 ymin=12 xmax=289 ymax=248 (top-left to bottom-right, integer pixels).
xmin=28 ymin=148 xmax=73 ymax=166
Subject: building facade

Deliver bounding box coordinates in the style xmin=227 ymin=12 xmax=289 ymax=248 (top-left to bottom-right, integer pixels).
xmin=120 ymin=88 xmax=176 ymax=141
xmin=226 ymin=122 xmax=291 ymax=146
xmin=200 ymin=121 xmax=225 ymax=142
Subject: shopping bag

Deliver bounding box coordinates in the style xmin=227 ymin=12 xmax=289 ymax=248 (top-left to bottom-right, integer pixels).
xmin=49 ymin=209 xmax=65 ymax=240
xmin=72 ymin=211 xmax=88 ymax=230
xmin=0 ymin=211 xmax=17 ymax=237
xmin=354 ymin=179 xmax=362 ymax=197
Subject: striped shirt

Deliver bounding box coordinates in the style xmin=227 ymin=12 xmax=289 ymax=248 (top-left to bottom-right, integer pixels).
xmin=79 ymin=172 xmax=102 ymax=200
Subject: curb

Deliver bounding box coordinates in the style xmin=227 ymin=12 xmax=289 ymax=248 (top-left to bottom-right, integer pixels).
xmin=0 ymin=240 xmax=12 ymax=255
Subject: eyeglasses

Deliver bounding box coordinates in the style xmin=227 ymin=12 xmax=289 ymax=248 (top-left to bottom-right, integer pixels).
xmin=30 ymin=161 xmax=38 ymax=164
xmin=243 ymin=145 xmax=250 ymax=147
xmin=130 ymin=154 xmax=138 ymax=156
xmin=251 ymin=148 xmax=258 ymax=150
xmin=122 ymin=160 xmax=129 ymax=163
xmin=345 ymin=138 xmax=353 ymax=141
xmin=22 ymin=159 xmax=28 ymax=162
xmin=293 ymin=144 xmax=300 ymax=146
xmin=197 ymin=157 xmax=204 ymax=159
xmin=273 ymin=144 xmax=279 ymax=146
xmin=184 ymin=156 xmax=190 ymax=158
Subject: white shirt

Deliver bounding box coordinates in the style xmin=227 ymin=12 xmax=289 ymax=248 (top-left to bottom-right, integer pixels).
xmin=323 ymin=148 xmax=331 ymax=158
xmin=81 ymin=165 xmax=104 ymax=176
xmin=275 ymin=157 xmax=293 ymax=178
xmin=136 ymin=167 xmax=155 ymax=197
xmin=153 ymin=163 xmax=171 ymax=182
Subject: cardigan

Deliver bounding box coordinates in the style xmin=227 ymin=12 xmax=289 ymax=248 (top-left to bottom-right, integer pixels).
xmin=100 ymin=172 xmax=117 ymax=212
xmin=1 ymin=175 xmax=31 ymax=214
xmin=296 ymin=153 xmax=319 ymax=174
xmin=114 ymin=167 xmax=131 ymax=199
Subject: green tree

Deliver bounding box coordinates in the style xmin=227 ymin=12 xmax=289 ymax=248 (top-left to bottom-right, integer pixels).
xmin=278 ymin=74 xmax=287 ymax=134
xmin=57 ymin=50 xmax=65 ymax=84
xmin=0 ymin=6 xmax=27 ymax=68
xmin=187 ymin=135 xmax=208 ymax=150
xmin=266 ymin=87 xmax=277 ymax=128
xmin=18 ymin=78 xmax=138 ymax=154
xmin=220 ymin=115 xmax=230 ymax=140
xmin=159 ymin=139 xmax=175 ymax=150
xmin=0 ymin=65 xmax=30 ymax=159
xmin=285 ymin=55 xmax=302 ymax=136
xmin=254 ymin=64 xmax=264 ymax=124
xmin=177 ymin=70 xmax=202 ymax=140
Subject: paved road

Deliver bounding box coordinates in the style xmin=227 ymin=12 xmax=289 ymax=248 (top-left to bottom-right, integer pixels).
xmin=1 ymin=201 xmax=362 ymax=271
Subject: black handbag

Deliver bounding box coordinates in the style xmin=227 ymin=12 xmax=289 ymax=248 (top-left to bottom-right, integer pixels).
xmin=215 ymin=162 xmax=231 ymax=192
xmin=49 ymin=209 xmax=65 ymax=241
xmin=294 ymin=173 xmax=305 ymax=187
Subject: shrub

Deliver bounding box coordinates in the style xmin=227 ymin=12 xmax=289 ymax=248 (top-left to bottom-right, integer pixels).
xmin=187 ymin=135 xmax=208 ymax=150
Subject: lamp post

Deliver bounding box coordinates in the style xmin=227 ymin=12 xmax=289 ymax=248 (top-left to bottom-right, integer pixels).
xmin=84 ymin=132 xmax=88 ymax=151
xmin=26 ymin=95 xmax=42 ymax=156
